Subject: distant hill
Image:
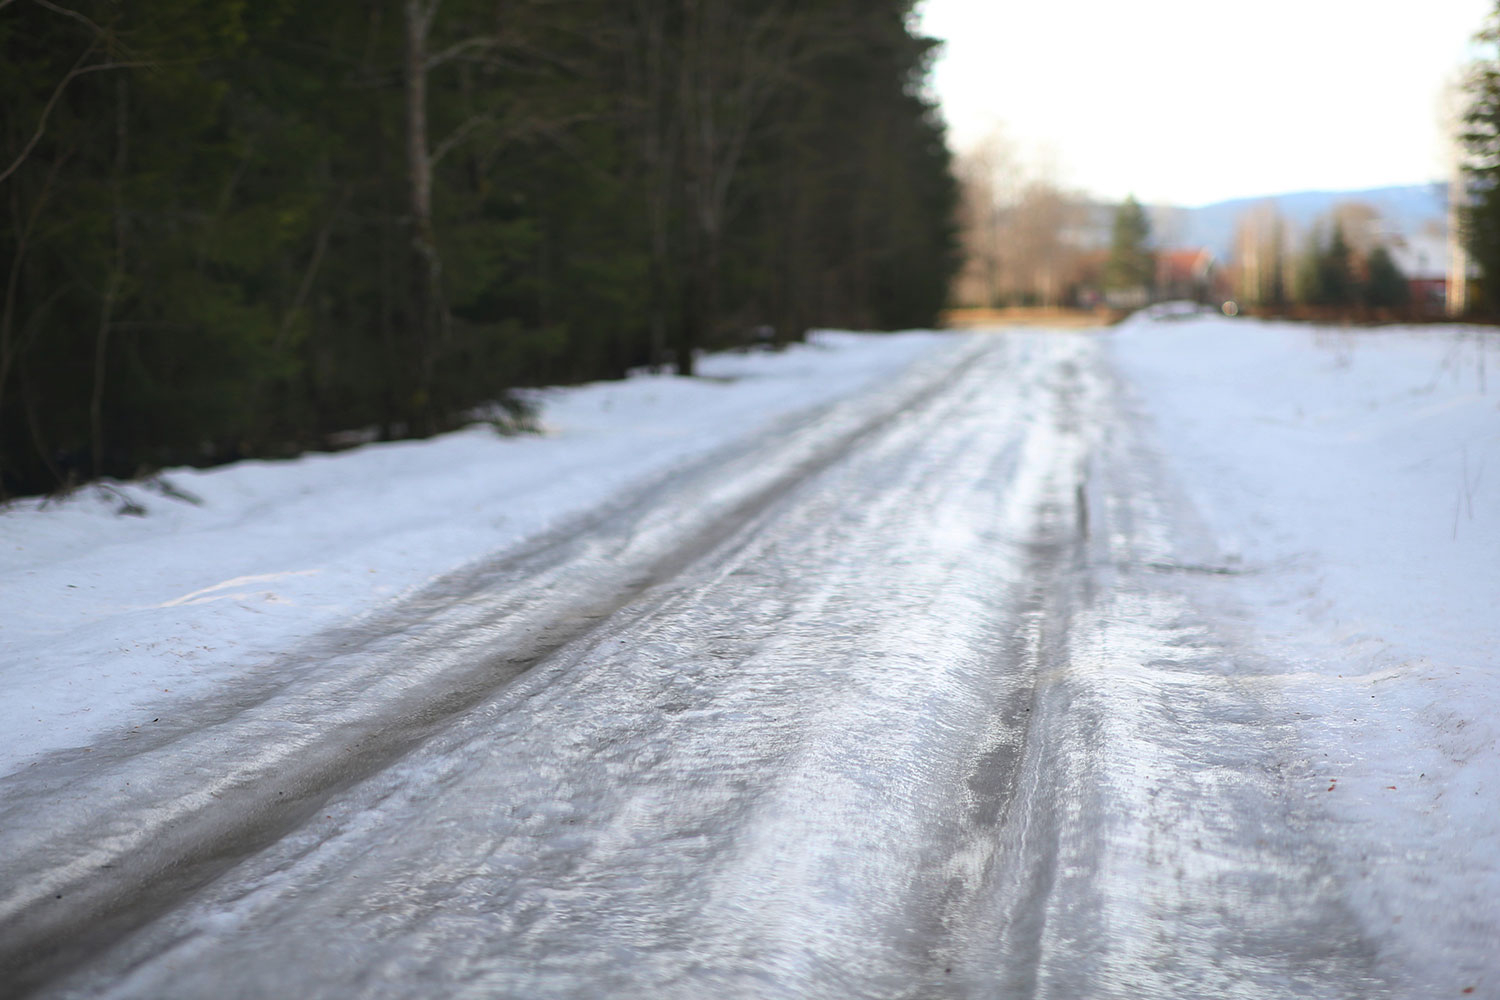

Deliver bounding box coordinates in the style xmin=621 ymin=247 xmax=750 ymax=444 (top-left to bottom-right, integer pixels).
xmin=1147 ymin=184 xmax=1450 ymax=258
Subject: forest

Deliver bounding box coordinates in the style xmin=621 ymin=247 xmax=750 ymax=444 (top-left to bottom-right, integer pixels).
xmin=0 ymin=0 xmax=958 ymax=496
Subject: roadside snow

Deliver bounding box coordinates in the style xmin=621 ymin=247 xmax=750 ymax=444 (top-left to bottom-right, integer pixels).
xmin=1112 ymin=312 xmax=1500 ymax=993
xmin=0 ymin=332 xmax=954 ymax=776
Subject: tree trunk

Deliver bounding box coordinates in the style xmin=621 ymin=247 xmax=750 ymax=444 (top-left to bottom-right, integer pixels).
xmin=633 ymin=0 xmax=673 ymax=372
xmin=674 ymin=221 xmax=702 ymax=377
xmin=90 ymin=75 xmax=128 ymax=478
xmin=402 ymin=0 xmax=444 ymax=431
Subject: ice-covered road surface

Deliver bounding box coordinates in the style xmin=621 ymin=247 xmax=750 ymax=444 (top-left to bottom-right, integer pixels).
xmin=2 ymin=328 xmax=1489 ymax=997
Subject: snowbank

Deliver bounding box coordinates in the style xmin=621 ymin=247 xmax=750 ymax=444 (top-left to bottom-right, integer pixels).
xmin=1111 ymin=313 xmax=1500 ymax=991
xmin=0 ymin=332 xmax=955 ymax=775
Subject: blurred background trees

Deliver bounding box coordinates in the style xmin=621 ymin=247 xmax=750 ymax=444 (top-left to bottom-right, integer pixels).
xmin=951 ymin=130 xmax=1094 ymax=309
xmin=1105 ymin=195 xmax=1153 ymax=303
xmin=0 ymin=0 xmax=958 ymax=495
xmin=1230 ymin=199 xmax=1435 ymax=315
xmin=1463 ymin=1 xmax=1500 ymax=311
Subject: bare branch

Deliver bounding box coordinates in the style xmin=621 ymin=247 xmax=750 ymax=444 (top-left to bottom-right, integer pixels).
xmin=0 ymin=43 xmax=94 ymax=187
xmin=429 ymin=113 xmax=493 ymax=167
xmin=0 ymin=55 xmax=153 ymax=188
xmin=426 ymin=35 xmax=501 ymax=71
xmin=416 ymin=0 xmax=441 ymax=37
xmin=276 ymin=187 xmax=350 ymax=350
xmin=27 ymin=0 xmax=111 ymax=40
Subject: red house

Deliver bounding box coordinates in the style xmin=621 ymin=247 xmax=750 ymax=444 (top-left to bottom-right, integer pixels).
xmin=1155 ymin=248 xmax=1218 ymax=304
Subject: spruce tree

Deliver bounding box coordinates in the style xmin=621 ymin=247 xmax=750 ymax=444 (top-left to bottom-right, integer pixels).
xmin=1317 ymin=223 xmax=1356 ymax=306
xmin=0 ymin=0 xmax=959 ymax=496
xmin=1463 ymin=2 xmax=1500 ymax=308
xmin=1106 ymin=195 xmax=1153 ymax=295
xmin=1364 ymin=246 xmax=1409 ymax=309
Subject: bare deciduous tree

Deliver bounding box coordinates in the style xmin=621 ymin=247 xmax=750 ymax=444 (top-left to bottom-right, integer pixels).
xmin=953 ymin=129 xmax=1089 ymax=308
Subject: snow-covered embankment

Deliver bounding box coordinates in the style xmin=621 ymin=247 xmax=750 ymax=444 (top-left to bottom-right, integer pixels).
xmin=1112 ymin=311 xmax=1500 ymax=990
xmin=0 ymin=332 xmax=955 ymax=775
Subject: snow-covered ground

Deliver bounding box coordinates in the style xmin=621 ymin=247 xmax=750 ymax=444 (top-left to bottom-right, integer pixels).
xmin=0 ymin=332 xmax=953 ymax=776
xmin=1111 ymin=309 xmax=1500 ymax=992
xmin=3 ymin=312 xmax=1497 ymax=996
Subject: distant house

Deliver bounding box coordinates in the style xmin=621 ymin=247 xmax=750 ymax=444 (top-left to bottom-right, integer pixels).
xmin=1155 ymin=248 xmax=1218 ymax=303
xmin=1387 ymin=233 xmax=1448 ymax=315
xmin=1065 ymin=249 xmax=1111 ymax=308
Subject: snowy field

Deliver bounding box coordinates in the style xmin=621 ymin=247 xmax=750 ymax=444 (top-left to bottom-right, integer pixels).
xmin=1112 ymin=310 xmax=1500 ymax=990
xmin=0 ymin=331 xmax=953 ymax=775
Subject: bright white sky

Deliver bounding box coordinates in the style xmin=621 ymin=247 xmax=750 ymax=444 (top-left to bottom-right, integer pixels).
xmin=917 ymin=0 xmax=1494 ymax=206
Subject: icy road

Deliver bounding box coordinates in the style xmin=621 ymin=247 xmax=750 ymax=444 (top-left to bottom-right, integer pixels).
xmin=2 ymin=323 xmax=1496 ymax=997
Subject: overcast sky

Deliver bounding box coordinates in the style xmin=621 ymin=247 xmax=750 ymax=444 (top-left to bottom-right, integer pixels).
xmin=916 ymin=0 xmax=1494 ymax=206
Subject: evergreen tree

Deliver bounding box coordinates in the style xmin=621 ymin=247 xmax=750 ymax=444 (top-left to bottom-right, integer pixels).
xmin=1291 ymin=221 xmax=1364 ymax=308
xmin=1293 ymin=229 xmax=1323 ymax=305
xmin=1105 ymin=195 xmax=1153 ymax=293
xmin=1364 ymin=246 xmax=1409 ymax=308
xmin=1269 ymin=215 xmax=1288 ymax=307
xmin=0 ymin=0 xmax=958 ymax=496
xmin=1316 ymin=222 xmax=1356 ymax=306
xmin=1463 ymin=3 xmax=1500 ymax=308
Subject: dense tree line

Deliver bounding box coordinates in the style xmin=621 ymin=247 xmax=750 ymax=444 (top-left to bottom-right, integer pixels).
xmin=0 ymin=0 xmax=958 ymax=496
xmin=1292 ymin=221 xmax=1409 ymax=309
xmin=1233 ymin=202 xmax=1414 ymax=313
